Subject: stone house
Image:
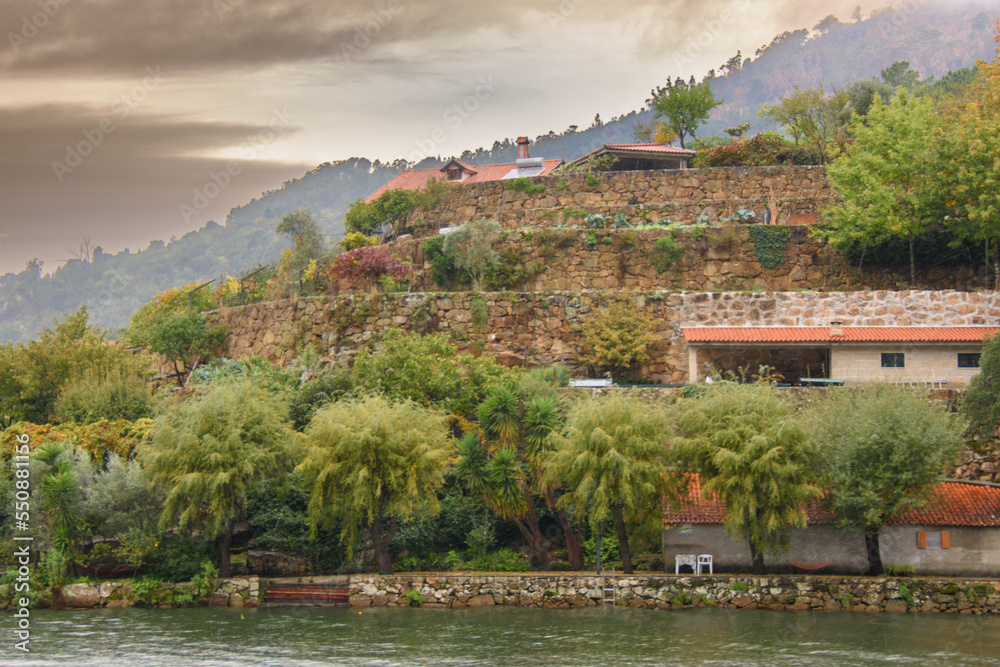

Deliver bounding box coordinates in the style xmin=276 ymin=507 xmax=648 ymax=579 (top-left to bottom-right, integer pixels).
xmin=663 ymin=476 xmax=1000 ymax=577
xmin=682 ymin=326 xmax=1000 ymax=387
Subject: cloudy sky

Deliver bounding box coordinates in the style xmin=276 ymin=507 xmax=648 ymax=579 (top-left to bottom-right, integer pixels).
xmin=1 ymin=0 xmax=885 ymax=276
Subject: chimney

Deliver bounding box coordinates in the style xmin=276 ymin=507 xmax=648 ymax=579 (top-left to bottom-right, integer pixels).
xmin=516 ymin=136 xmax=530 ymax=159
xmin=829 ymin=321 xmax=844 ymax=338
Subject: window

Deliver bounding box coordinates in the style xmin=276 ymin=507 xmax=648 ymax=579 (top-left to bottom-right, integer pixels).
xmin=917 ymin=530 xmax=950 ymax=549
xmin=958 ymin=353 xmax=981 ymax=368
xmin=881 ymin=353 xmax=905 ymax=368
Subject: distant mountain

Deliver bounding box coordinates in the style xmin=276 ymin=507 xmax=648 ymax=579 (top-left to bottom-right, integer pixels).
xmin=0 ymin=1 xmax=993 ymax=344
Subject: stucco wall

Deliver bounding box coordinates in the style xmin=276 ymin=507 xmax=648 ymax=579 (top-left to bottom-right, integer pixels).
xmin=831 ymin=345 xmax=985 ymax=386
xmin=662 ymin=524 xmax=1000 ymax=577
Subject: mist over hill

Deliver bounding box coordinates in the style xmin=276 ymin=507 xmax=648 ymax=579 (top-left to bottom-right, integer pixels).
xmin=0 ymin=1 xmax=994 ymax=344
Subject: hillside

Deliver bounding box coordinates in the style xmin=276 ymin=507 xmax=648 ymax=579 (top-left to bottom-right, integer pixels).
xmin=0 ymin=1 xmax=994 ymax=344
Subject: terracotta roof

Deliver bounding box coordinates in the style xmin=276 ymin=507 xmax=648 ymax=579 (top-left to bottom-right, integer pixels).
xmin=364 ymin=158 xmax=563 ymax=202
xmin=665 ymin=475 xmax=1000 ymax=527
xmin=683 ymin=327 xmax=1000 ymax=344
xmin=570 ymin=142 xmax=695 ymax=167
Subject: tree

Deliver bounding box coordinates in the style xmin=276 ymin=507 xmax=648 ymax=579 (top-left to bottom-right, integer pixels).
xmin=295 ymin=395 xmax=452 ymax=574
xmin=672 ymin=380 xmax=820 ymax=574
xmin=442 ymin=219 xmax=501 ymax=292
xmin=807 ymin=385 xmax=964 ymax=575
xmin=144 ymin=311 xmax=228 ymax=386
xmin=455 ymin=383 xmax=584 ymax=570
xmin=546 ymin=393 xmax=673 ymax=574
xmin=345 ymin=189 xmax=415 ymax=237
xmin=651 ymin=78 xmax=722 ymax=149
xmin=823 ymin=91 xmax=943 ymax=284
xmin=881 ymin=60 xmax=921 ymax=91
xmin=578 ymin=298 xmax=659 ymax=379
xmin=276 ymin=208 xmax=325 ymax=262
xmin=141 ymin=380 xmax=294 ymax=577
xmin=961 ymin=333 xmax=1000 ymax=437
xmin=759 ymin=86 xmax=850 ymax=162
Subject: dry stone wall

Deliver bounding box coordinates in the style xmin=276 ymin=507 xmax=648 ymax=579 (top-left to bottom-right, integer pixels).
xmin=403 ymin=166 xmax=837 ymax=235
xmin=209 ymin=289 xmax=1000 ymax=385
xmin=344 ymin=573 xmax=1000 ymax=614
xmin=380 ymin=226 xmax=983 ymax=294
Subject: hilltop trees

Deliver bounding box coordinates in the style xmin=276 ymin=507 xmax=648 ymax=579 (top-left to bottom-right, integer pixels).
xmin=807 ymin=385 xmax=964 ymax=575
xmin=650 ymin=77 xmax=722 ymax=149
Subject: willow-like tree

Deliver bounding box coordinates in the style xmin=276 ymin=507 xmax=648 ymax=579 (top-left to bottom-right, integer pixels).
xmin=808 ymin=385 xmax=964 ymax=575
xmin=141 ymin=380 xmax=294 ymax=577
xmin=295 ymin=395 xmax=452 ymax=575
xmin=455 ymin=383 xmax=583 ymax=571
xmin=673 ymin=380 xmax=820 ymax=574
xmin=545 ymin=393 xmax=673 ymax=574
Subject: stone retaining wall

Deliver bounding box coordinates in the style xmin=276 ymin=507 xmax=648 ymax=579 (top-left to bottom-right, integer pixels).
xmin=377 ymin=226 xmax=982 ymax=294
xmin=402 ymin=166 xmax=837 ymax=236
xmin=208 ymin=289 xmax=1000 ymax=385
xmin=0 ymin=577 xmax=259 ymax=610
xmin=344 ymin=573 xmax=1000 ymax=614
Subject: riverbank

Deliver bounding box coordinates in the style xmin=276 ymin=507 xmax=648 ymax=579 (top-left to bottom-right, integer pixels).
xmin=6 ymin=572 xmax=998 ymax=614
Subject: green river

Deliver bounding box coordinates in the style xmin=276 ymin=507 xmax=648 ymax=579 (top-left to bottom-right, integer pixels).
xmin=4 ymin=606 xmax=999 ymax=666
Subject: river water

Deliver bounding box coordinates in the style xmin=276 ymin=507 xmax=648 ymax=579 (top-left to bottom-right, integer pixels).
xmin=4 ymin=606 xmax=999 ymax=666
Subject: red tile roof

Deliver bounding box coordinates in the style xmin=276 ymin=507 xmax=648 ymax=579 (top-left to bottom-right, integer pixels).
xmin=665 ymin=475 xmax=1000 ymax=527
xmin=683 ymin=327 xmax=1000 ymax=344
xmin=364 ymin=159 xmax=563 ymax=202
xmin=570 ymin=142 xmax=695 ymax=167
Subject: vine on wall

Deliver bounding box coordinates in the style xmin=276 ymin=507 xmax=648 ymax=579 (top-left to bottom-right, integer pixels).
xmin=749 ymin=226 xmax=791 ymax=269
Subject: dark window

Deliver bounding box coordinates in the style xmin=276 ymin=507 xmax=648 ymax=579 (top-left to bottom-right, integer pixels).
xmin=958 ymin=353 xmax=981 ymax=368
xmin=881 ymin=353 xmax=905 ymax=368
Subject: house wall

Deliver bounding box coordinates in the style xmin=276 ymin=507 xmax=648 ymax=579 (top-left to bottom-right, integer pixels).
xmin=883 ymin=525 xmax=1000 ymax=577
xmin=662 ymin=524 xmax=1000 ymax=577
xmin=831 ymin=345 xmax=985 ymax=386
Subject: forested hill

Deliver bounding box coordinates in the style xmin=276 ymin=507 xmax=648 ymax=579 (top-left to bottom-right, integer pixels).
xmin=0 ymin=1 xmax=995 ymax=344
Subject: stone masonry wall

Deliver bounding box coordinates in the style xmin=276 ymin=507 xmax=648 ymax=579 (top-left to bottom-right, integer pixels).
xmin=402 ymin=166 xmax=837 ymax=236
xmin=0 ymin=577 xmax=259 ymax=610
xmin=209 ymin=289 xmax=1000 ymax=385
xmin=344 ymin=573 xmax=1000 ymax=615
xmin=379 ymin=226 xmax=983 ymax=294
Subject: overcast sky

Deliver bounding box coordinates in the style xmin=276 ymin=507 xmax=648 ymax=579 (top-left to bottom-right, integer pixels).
xmin=0 ymin=0 xmax=908 ymax=276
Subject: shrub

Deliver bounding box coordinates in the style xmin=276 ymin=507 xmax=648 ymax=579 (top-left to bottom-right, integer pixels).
xmin=505 ymin=177 xmax=544 ymax=194
xmin=327 ymin=247 xmax=412 ymax=290
xmin=579 ymin=299 xmax=660 ymax=378
xmin=586 ymin=173 xmax=600 ymax=187
xmin=731 ymin=581 xmax=749 ymax=592
xmin=421 ymin=235 xmax=466 ymax=289
xmin=404 ymin=588 xmax=425 ymax=606
xmin=340 ymin=232 xmax=379 ymax=251
xmin=191 ymin=560 xmax=218 ymax=598
xmin=485 ymin=246 xmax=544 ymax=290
xmin=649 ymin=235 xmax=685 ymax=272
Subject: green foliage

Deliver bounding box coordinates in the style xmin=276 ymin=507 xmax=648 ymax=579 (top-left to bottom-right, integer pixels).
xmin=340 ymin=231 xmax=379 ymax=252
xmin=288 ymin=368 xmax=356 ymax=431
xmin=141 ymin=379 xmax=294 ymax=576
xmin=585 ymin=173 xmax=600 ymax=188
xmin=144 ymin=311 xmax=228 ymax=384
xmin=443 ymin=219 xmax=502 ymax=292
xmin=345 ymin=189 xmax=415 ymax=237
xmin=693 ymin=132 xmax=822 ymax=167
xmin=505 ymin=177 xmax=545 ymax=195
xmin=758 ymin=85 xmax=850 ymax=164
xmin=421 ymin=235 xmax=466 ymax=289
xmin=650 ymin=235 xmax=685 ymax=273
xmin=651 ymin=77 xmax=723 ymax=149
xmin=276 ymin=208 xmax=326 ymax=266
xmin=731 ymin=581 xmax=750 ymax=592
xmin=484 ymin=246 xmax=544 ymax=290
xmin=546 ymin=393 xmax=674 ymax=573
xmin=54 ymin=363 xmax=154 ymax=424
xmin=897 ymin=582 xmax=914 ymax=606
xmin=403 ymin=588 xmax=425 ymax=606
xmin=578 ymin=299 xmax=659 ymax=377
xmin=471 ymin=295 xmax=489 ymax=333
xmin=351 ymin=328 xmax=513 ymax=415
xmin=41 ymin=548 xmax=68 ymax=588
xmin=582 ymin=531 xmax=620 ymax=568
xmin=295 ymin=394 xmax=453 ymax=574
xmin=673 ymin=380 xmax=820 ymax=573
xmin=190 ymin=560 xmax=218 ymax=598
xmin=748 ymin=225 xmax=791 ymax=269
xmin=806 ymin=385 xmax=964 ymax=574
xmin=187 ymin=356 xmax=300 ymax=395
xmin=961 ymin=333 xmax=1000 ymax=438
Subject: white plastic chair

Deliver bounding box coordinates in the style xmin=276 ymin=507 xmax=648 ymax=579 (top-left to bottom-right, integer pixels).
xmin=697 ymin=554 xmax=713 ymax=575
